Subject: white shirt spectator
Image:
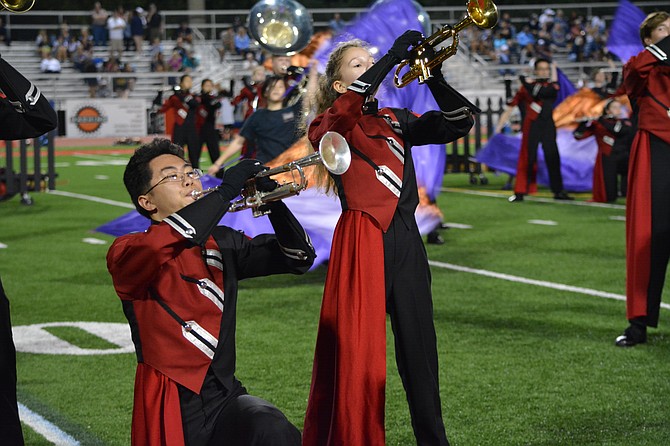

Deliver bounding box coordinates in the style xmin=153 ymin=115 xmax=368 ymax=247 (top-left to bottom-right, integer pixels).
xmin=107 ymin=15 xmax=126 ymax=41
xmin=40 ymin=56 xmax=62 ymax=73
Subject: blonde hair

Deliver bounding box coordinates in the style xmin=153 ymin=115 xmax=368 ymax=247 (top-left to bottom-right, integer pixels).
xmin=308 ymin=39 xmax=370 ymax=193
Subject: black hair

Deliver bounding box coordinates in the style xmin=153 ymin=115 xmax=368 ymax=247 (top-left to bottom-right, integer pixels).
xmin=123 ymin=138 xmax=185 ymax=219
xmin=261 ymin=75 xmax=287 ymax=98
xmin=534 ymin=58 xmax=551 ymax=69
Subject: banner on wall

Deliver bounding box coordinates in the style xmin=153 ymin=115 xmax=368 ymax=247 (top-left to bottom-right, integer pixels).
xmin=64 ymin=99 xmax=147 ymax=137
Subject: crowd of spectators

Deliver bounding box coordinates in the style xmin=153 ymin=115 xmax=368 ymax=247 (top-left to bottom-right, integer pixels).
xmin=462 ymin=9 xmax=618 ymax=77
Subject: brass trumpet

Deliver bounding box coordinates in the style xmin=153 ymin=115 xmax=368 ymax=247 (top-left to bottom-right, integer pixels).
xmin=1 ymin=0 xmax=35 ymax=13
xmin=394 ymin=0 xmax=499 ymax=87
xmin=193 ymin=132 xmax=351 ymax=217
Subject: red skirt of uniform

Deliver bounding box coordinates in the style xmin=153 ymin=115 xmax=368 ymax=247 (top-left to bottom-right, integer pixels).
xmin=131 ymin=363 xmax=185 ymax=446
xmin=303 ymin=210 xmax=387 ymax=446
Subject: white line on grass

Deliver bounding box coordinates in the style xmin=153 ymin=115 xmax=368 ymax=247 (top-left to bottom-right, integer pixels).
xmin=442 ymin=187 xmax=627 ymax=209
xmin=47 ymin=190 xmax=134 ymax=209
xmin=428 ymin=260 xmax=670 ymax=311
xmin=18 ymin=402 xmax=80 ymax=445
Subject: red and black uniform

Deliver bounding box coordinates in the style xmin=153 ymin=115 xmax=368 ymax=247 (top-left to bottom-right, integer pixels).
xmin=161 ymin=90 xmax=201 ymax=167
xmin=303 ymin=52 xmax=476 ymax=446
xmin=509 ymin=76 xmax=564 ymax=195
xmin=0 ymin=55 xmax=58 ymax=446
xmin=107 ymin=191 xmax=315 ymax=446
xmin=623 ymin=35 xmax=670 ymax=329
xmin=573 ymin=115 xmax=633 ymax=202
xmin=196 ymin=92 xmax=222 ymax=165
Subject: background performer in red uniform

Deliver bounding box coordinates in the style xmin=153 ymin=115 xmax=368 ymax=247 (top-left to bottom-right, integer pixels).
xmin=572 ymin=99 xmax=633 ymax=203
xmin=497 ymin=59 xmax=573 ymax=202
xmin=302 ymin=32 xmax=477 ymax=446
xmin=616 ymin=11 xmax=670 ymax=347
xmin=107 ymin=139 xmax=315 ymax=445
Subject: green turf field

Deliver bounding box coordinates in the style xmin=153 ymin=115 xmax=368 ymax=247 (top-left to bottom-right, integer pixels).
xmin=1 ymin=146 xmax=669 ymax=445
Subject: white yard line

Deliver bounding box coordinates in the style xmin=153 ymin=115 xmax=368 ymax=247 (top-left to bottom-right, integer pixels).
xmin=428 ymin=260 xmax=670 ymax=311
xmin=18 ymin=403 xmax=80 ymax=445
xmin=47 ymin=190 xmax=134 ymax=209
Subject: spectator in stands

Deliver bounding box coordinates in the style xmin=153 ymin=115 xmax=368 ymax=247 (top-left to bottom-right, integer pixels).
xmin=35 ymin=29 xmax=51 ymax=58
xmin=83 ymin=57 xmax=102 ymax=97
xmin=218 ymin=27 xmax=235 ymax=62
xmin=91 ymin=1 xmax=109 ymax=46
xmin=146 ymin=3 xmax=162 ymax=42
xmin=539 ymin=8 xmax=556 ymax=32
xmin=234 ymin=26 xmax=251 ymax=55
xmin=77 ymin=27 xmax=95 ymax=52
xmin=175 ymin=20 xmax=193 ymax=45
xmin=329 ymin=13 xmax=346 ymax=33
xmin=129 ymin=7 xmax=146 ymax=56
xmin=40 ymin=53 xmax=62 ymax=73
xmin=242 ymin=51 xmax=259 ymax=70
xmin=151 ymin=51 xmax=168 ymax=73
xmin=516 ymin=25 xmax=536 ymax=49
xmin=107 ymin=6 xmax=127 ymax=60
xmin=113 ymin=62 xmax=136 ymax=99
xmin=52 ymin=33 xmax=70 ymax=63
xmin=168 ymin=49 xmax=183 ymax=73
xmin=0 ymin=17 xmax=11 ymax=47
xmin=71 ymin=45 xmax=92 ymax=72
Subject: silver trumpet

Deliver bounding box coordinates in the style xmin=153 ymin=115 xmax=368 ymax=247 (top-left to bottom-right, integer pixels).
xmin=192 ymin=132 xmax=351 ymax=217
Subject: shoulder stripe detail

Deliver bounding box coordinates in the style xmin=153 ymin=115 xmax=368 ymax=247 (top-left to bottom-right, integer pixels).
xmin=164 ymin=214 xmax=196 ymax=239
xmin=646 ymin=44 xmax=667 ymax=61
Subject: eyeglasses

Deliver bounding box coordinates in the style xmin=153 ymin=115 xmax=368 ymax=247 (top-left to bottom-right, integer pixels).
xmin=143 ymin=168 xmax=203 ymax=195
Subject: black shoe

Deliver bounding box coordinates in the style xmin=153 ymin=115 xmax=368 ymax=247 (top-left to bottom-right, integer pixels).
xmin=427 ymin=231 xmax=445 ymax=245
xmin=508 ymin=194 xmax=524 ymax=202
xmin=553 ymin=191 xmax=574 ymax=200
xmin=615 ymin=325 xmax=647 ymax=347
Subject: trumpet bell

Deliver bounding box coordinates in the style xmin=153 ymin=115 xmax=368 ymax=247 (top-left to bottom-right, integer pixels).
xmin=319 ymin=132 xmax=351 ymax=175
xmin=248 ymin=0 xmax=313 ymax=56
xmin=1 ymin=0 xmax=35 ymax=12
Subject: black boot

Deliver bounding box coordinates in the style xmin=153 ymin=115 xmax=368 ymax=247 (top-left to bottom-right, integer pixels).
xmin=615 ymin=320 xmax=647 ymax=347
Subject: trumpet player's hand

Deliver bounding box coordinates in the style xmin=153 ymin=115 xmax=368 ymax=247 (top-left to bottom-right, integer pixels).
xmin=217 ymin=159 xmax=265 ymax=201
xmin=256 ymin=175 xmax=279 ymax=192
xmin=388 ymin=30 xmax=424 ymax=62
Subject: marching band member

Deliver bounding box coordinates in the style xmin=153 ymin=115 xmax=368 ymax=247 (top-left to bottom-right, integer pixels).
xmin=302 ymin=32 xmax=477 ymax=446
xmin=195 ymin=79 xmax=226 ymax=170
xmin=616 ymin=11 xmax=670 ymax=347
xmin=496 ymin=58 xmax=573 ymax=201
xmin=107 ymin=139 xmax=315 ymax=445
xmin=572 ymin=99 xmax=633 ymax=203
xmin=0 ymin=53 xmax=58 ymax=446
xmin=160 ymin=74 xmax=200 ymax=167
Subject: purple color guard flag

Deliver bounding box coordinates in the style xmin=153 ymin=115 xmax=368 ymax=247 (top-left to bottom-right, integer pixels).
xmin=606 ymin=0 xmax=645 ymax=63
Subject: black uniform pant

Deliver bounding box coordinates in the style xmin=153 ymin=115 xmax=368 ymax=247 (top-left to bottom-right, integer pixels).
xmin=384 ymin=215 xmax=449 ymax=446
xmin=178 ymin=369 xmax=300 ymax=446
xmin=198 ymin=123 xmax=221 ymax=165
xmin=0 ymin=277 xmax=24 ymax=445
xmin=173 ymin=121 xmax=201 ymax=168
xmin=601 ymin=150 xmax=629 ymax=202
xmin=645 ymin=134 xmax=670 ymax=327
xmin=526 ymin=121 xmax=564 ymax=194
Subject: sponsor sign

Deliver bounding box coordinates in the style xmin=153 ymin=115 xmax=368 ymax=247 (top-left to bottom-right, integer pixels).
xmin=65 ymin=99 xmax=147 ymax=137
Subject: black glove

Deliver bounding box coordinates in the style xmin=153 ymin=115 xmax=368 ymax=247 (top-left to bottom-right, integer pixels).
xmin=256 ymin=175 xmax=279 ymax=192
xmin=388 ymin=30 xmax=423 ymax=62
xmin=217 ymin=159 xmax=266 ymax=201
xmin=421 ymin=44 xmax=444 ymax=81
